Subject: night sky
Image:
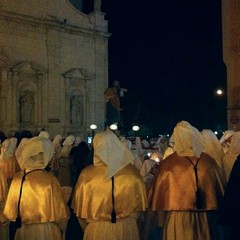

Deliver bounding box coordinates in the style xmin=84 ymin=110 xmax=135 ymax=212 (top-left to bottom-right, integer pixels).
xmin=75 ymin=0 xmax=227 ymax=136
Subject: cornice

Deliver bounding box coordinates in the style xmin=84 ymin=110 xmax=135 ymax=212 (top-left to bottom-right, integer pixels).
xmin=0 ymin=9 xmax=110 ymax=38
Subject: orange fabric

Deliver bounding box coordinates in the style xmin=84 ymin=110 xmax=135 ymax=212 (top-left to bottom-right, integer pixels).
xmin=148 ymin=152 xmax=225 ymax=211
xmin=104 ymin=87 xmax=120 ymax=112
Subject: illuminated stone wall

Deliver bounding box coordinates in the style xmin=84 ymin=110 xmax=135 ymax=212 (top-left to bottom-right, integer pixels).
xmin=222 ymin=0 xmax=240 ymax=130
xmin=0 ymin=0 xmax=109 ymax=138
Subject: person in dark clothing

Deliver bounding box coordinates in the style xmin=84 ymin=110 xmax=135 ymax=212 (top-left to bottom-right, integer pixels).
xmin=83 ymin=148 xmax=94 ymax=167
xmin=69 ymin=141 xmax=90 ymax=187
xmin=218 ymin=155 xmax=240 ymax=240
xmin=66 ymin=141 xmax=90 ymax=240
xmin=0 ymin=132 xmax=6 ymax=144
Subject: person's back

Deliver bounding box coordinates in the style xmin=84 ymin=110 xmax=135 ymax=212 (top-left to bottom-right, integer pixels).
xmin=70 ymin=141 xmax=89 ymax=187
xmin=222 ymin=131 xmax=240 ymax=183
xmin=73 ymin=163 xmax=146 ymax=218
xmin=58 ymin=135 xmax=75 ymax=186
xmin=0 ymin=138 xmax=19 ymax=182
xmin=148 ymin=121 xmax=225 ymax=240
xmin=71 ymin=130 xmax=147 ymax=240
xmin=149 ymin=151 xmax=224 ymax=211
xmin=3 ymin=137 xmax=69 ymax=240
xmin=5 ymin=170 xmax=68 ymax=222
xmin=218 ymin=155 xmax=240 ymax=240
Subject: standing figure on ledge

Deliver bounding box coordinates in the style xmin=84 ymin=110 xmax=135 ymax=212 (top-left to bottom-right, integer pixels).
xmin=104 ymin=81 xmax=127 ymax=126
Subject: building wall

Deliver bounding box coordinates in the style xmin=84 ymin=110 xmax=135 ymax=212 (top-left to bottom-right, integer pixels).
xmin=0 ymin=0 xmax=109 ymax=139
xmin=222 ymin=0 xmax=240 ymax=130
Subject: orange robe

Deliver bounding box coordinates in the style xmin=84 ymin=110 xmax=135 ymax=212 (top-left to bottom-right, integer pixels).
xmin=148 ymin=152 xmax=225 ymax=240
xmin=104 ymin=87 xmax=120 ymax=112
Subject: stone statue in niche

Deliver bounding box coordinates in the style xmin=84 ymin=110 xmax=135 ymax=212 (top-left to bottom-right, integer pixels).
xmin=70 ymin=94 xmax=83 ymax=126
xmin=19 ymin=90 xmax=34 ymax=124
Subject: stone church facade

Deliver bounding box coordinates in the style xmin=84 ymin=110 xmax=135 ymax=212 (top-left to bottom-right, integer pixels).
xmin=0 ymin=0 xmax=109 ymax=139
xmin=222 ymin=0 xmax=240 ymax=130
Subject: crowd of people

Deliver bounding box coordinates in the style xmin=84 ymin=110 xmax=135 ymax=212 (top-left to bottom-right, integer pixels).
xmin=0 ymin=122 xmax=239 ymax=240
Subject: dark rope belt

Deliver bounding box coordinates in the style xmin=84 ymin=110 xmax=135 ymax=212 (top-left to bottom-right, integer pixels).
xmin=111 ymin=176 xmax=116 ymax=223
xmin=186 ymin=157 xmax=204 ymax=209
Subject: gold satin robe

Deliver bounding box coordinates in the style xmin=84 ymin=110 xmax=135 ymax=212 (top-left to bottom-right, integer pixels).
xmin=0 ymin=155 xmax=20 ymax=180
xmin=0 ymin=170 xmax=8 ymax=240
xmin=148 ymin=152 xmax=225 ymax=240
xmin=71 ymin=164 xmax=148 ymax=240
xmin=3 ymin=170 xmax=69 ymax=240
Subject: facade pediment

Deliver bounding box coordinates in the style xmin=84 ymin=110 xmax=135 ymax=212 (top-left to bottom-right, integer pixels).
xmin=62 ymin=68 xmax=90 ymax=80
xmin=0 ymin=53 xmax=13 ymax=69
xmin=13 ymin=61 xmax=44 ymax=75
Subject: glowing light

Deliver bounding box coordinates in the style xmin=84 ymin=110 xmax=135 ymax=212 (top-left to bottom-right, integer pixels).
xmin=90 ymin=124 xmax=97 ymax=130
xmin=132 ymin=125 xmax=140 ymax=131
xmin=216 ymin=89 xmax=223 ymax=95
xmin=110 ymin=123 xmax=118 ymax=130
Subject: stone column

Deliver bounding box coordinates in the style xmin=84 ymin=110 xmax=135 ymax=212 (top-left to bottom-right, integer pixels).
xmin=10 ymin=70 xmax=18 ymax=129
xmin=0 ymin=69 xmax=8 ymax=131
xmin=36 ymin=73 xmax=44 ymax=127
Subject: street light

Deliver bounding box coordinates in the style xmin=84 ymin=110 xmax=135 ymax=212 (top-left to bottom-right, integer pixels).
xmin=132 ymin=125 xmax=140 ymax=131
xmin=110 ymin=123 xmax=118 ymax=131
xmin=90 ymin=124 xmax=97 ymax=138
xmin=132 ymin=125 xmax=140 ymax=136
xmin=214 ymin=88 xmax=227 ymax=132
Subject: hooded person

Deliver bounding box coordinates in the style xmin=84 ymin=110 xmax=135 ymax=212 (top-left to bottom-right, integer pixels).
xmin=50 ymin=134 xmax=63 ymax=177
xmin=60 ymin=135 xmax=75 ymax=158
xmin=73 ymin=136 xmax=81 ymax=147
xmin=71 ymin=129 xmax=147 ymax=240
xmin=201 ymin=129 xmax=224 ymax=168
xmin=0 ymin=137 xmax=19 ymax=183
xmin=69 ymin=140 xmax=90 ymax=188
xmin=201 ymin=129 xmax=225 ymax=183
xmin=148 ymin=121 xmax=225 ymax=240
xmin=120 ymin=136 xmax=142 ymax=171
xmin=219 ymin=130 xmax=235 ymax=154
xmin=3 ymin=137 xmax=69 ymax=240
xmin=218 ymin=154 xmax=240 ymax=240
xmin=139 ymin=151 xmax=161 ymax=240
xmin=58 ymin=135 xmax=75 ymax=186
xmin=0 ymin=169 xmax=9 ymax=240
xmin=38 ymin=130 xmax=50 ymax=139
xmin=221 ymin=131 xmax=240 ymax=183
xmin=140 ymin=151 xmax=161 ymax=192
xmin=162 ymin=135 xmax=175 ymax=160
xmin=133 ymin=136 xmax=143 ymax=158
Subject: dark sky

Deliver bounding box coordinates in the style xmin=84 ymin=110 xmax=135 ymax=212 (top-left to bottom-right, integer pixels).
xmin=77 ymin=0 xmax=227 ymax=136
